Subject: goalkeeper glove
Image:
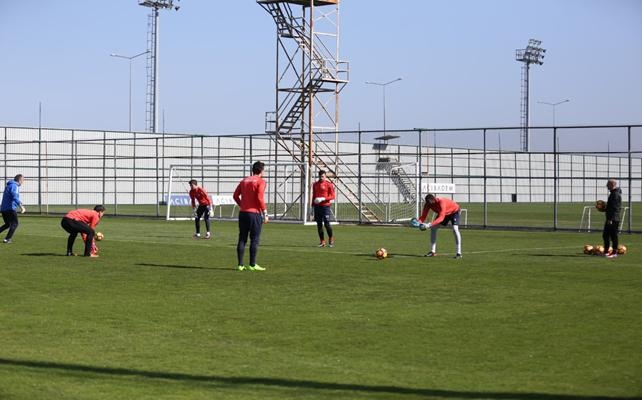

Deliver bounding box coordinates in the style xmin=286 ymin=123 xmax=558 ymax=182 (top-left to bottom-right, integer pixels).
xmin=419 ymin=223 xmax=431 ymax=231
xmin=192 ymin=207 xmax=197 ymax=217
xmin=207 ymin=206 xmax=213 ymax=218
xmin=313 ymin=197 xmax=326 ymax=205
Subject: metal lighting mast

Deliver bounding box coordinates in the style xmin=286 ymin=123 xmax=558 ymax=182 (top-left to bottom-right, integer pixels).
xmin=516 ymin=39 xmax=545 ymax=152
xmin=139 ymin=0 xmax=180 ymax=133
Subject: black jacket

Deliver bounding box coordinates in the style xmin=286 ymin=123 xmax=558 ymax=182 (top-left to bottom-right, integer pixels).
xmin=606 ymin=187 xmax=622 ymax=221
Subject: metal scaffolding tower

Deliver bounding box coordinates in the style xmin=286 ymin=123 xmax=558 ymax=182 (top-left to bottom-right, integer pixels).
xmin=516 ymin=39 xmax=545 ymax=152
xmin=139 ymin=0 xmax=179 ymax=133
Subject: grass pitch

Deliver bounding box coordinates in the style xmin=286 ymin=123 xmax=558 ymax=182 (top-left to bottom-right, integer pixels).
xmin=1 ymin=216 xmax=641 ymax=399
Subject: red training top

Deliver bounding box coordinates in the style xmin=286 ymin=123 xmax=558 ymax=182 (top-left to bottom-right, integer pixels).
xmin=419 ymin=197 xmax=460 ymax=225
xmin=65 ymin=209 xmax=102 ymax=229
xmin=233 ymin=175 xmax=266 ymax=214
xmin=312 ymin=179 xmax=336 ymax=207
xmin=189 ymin=186 xmax=211 ymax=207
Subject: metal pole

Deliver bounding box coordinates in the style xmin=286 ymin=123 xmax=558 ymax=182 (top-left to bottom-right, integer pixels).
xmin=155 ymin=138 xmax=160 ymax=217
xmin=483 ymin=129 xmax=487 ymax=228
xmin=553 ymin=127 xmax=558 ymax=230
xmin=38 ymin=102 xmax=42 ymax=214
xmin=628 ymin=126 xmax=632 ymax=233
xmin=358 ymin=127 xmax=362 ymax=224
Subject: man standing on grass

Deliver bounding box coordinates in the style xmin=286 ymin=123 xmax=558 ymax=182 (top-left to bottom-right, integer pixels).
xmin=603 ymin=179 xmax=622 ymax=259
xmin=60 ymin=205 xmax=105 ymax=257
xmin=418 ymin=194 xmax=462 ymax=259
xmin=233 ymin=161 xmax=268 ymax=271
xmin=312 ymin=170 xmax=336 ymax=247
xmin=0 ymin=174 xmax=26 ymax=244
xmin=188 ymin=179 xmax=212 ymax=239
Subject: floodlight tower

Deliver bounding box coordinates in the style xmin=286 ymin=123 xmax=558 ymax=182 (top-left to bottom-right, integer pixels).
xmin=139 ymin=0 xmax=180 ymax=133
xmin=516 ymin=39 xmax=545 ymax=152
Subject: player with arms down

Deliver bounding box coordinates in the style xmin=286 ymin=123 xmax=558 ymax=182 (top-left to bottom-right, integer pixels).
xmin=233 ymin=161 xmax=268 ymax=271
xmin=312 ymin=170 xmax=336 ymax=247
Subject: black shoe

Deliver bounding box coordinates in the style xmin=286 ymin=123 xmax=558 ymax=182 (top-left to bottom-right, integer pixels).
xmin=3 ymin=238 xmax=12 ymax=244
xmin=454 ymin=253 xmax=463 ymax=259
xmin=66 ymin=252 xmax=77 ymax=256
xmin=424 ymin=252 xmax=436 ymax=257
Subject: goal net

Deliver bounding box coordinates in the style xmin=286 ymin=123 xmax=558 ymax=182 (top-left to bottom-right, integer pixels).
xmin=166 ymin=162 xmax=310 ymax=222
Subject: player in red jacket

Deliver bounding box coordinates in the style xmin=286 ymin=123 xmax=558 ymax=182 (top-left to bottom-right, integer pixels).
xmin=311 ymin=170 xmax=336 ymax=247
xmin=233 ymin=161 xmax=268 ymax=271
xmin=418 ymin=194 xmax=462 ymax=259
xmin=60 ymin=205 xmax=105 ymax=257
xmin=188 ymin=179 xmax=212 ymax=239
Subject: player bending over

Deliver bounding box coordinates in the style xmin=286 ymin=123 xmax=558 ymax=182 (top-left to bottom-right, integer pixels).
xmin=60 ymin=205 xmax=105 ymax=257
xmin=312 ymin=170 xmax=336 ymax=247
xmin=418 ymin=194 xmax=462 ymax=259
xmin=188 ymin=179 xmax=212 ymax=239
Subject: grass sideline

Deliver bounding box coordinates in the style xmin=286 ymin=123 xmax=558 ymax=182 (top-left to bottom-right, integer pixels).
xmin=1 ymin=216 xmax=641 ymax=400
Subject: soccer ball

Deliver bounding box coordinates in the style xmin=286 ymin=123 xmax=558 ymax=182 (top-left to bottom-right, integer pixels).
xmin=592 ymin=245 xmax=605 ymax=255
xmin=95 ymin=232 xmax=104 ymax=241
xmin=595 ymin=200 xmax=606 ymax=212
xmin=583 ymin=244 xmax=593 ymax=255
xmin=617 ymin=244 xmax=627 ymax=255
xmin=375 ymin=248 xmax=388 ymax=259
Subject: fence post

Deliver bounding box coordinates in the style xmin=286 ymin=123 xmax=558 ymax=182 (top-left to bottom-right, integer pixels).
xmin=155 ymin=137 xmax=160 ymax=217
xmin=483 ymin=129 xmax=487 ymax=228
xmin=628 ymin=126 xmax=632 ymax=233
xmin=102 ymin=132 xmax=107 ymax=207
xmin=38 ymin=122 xmax=42 ymax=214
xmin=133 ymin=133 xmax=137 ymax=206
xmin=358 ymin=128 xmax=362 ymax=224
xmin=553 ymin=127 xmax=558 ymax=230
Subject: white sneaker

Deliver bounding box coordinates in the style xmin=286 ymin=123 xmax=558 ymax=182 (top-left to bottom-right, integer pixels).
xmin=193 ymin=233 xmax=201 ymax=239
xmin=205 ymin=232 xmax=211 ymax=239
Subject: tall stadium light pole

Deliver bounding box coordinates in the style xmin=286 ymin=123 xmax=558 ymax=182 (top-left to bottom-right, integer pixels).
xmin=139 ymin=0 xmax=179 ymax=133
xmin=365 ymin=78 xmax=402 ymax=135
xmin=516 ymin=39 xmax=545 ymax=152
xmin=537 ymin=99 xmax=570 ymax=127
xmin=110 ymin=51 xmax=148 ymax=132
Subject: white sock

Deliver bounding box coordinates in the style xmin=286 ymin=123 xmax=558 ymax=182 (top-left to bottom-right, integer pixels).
xmin=453 ymin=225 xmax=461 ymax=254
xmin=430 ymin=226 xmax=438 ymax=253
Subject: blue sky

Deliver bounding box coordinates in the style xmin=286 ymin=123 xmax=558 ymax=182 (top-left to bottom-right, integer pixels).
xmin=1 ymin=0 xmax=641 ymax=136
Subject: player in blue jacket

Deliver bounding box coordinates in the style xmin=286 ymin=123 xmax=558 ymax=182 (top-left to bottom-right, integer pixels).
xmin=0 ymin=174 xmax=26 ymax=243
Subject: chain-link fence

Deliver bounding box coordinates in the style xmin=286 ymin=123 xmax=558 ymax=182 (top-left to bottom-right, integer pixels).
xmin=1 ymin=125 xmax=640 ymax=231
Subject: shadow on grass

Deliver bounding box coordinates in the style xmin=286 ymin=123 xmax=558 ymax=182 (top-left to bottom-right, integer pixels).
xmin=21 ymin=253 xmax=68 ymax=257
xmin=524 ymin=254 xmax=588 ymax=258
xmin=135 ymin=263 xmax=233 ymax=271
xmin=0 ymin=357 xmax=636 ymax=400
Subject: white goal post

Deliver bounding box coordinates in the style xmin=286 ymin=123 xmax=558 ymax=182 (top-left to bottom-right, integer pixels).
xmin=166 ymin=162 xmax=310 ymax=222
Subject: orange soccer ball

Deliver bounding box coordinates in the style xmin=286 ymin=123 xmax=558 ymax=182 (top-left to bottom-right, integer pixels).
xmin=595 ymin=200 xmax=606 ymax=212
xmin=583 ymin=244 xmax=594 ymax=255
xmin=617 ymin=245 xmax=627 ymax=255
xmin=375 ymin=248 xmax=388 ymax=260
xmin=592 ymin=245 xmax=605 ymax=255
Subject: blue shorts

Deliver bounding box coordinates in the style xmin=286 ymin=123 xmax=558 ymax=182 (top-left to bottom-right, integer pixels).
xmin=314 ymin=206 xmax=332 ymax=224
xmin=440 ymin=210 xmax=460 ymax=226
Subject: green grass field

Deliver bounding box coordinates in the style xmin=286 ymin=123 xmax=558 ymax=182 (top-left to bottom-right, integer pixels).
xmin=1 ymin=216 xmax=641 ymax=400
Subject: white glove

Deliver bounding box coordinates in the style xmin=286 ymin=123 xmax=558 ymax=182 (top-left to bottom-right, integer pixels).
xmin=207 ymin=206 xmax=213 ymax=217
xmin=20 ymin=205 xmax=26 ymax=214
xmin=419 ymin=223 xmax=431 ymax=231
xmin=192 ymin=207 xmax=197 ymax=217
xmin=263 ymin=210 xmax=269 ymax=224
xmin=314 ymin=197 xmax=326 ymax=205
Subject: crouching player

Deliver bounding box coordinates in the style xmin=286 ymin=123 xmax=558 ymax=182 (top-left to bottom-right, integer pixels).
xmin=188 ymin=179 xmax=212 ymax=239
xmin=60 ymin=205 xmax=105 ymax=257
xmin=418 ymin=194 xmax=462 ymax=259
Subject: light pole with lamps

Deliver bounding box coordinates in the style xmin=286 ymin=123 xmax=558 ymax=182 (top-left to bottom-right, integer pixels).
xmin=537 ymin=99 xmax=570 ymax=127
xmin=365 ymin=78 xmax=402 ymax=134
xmin=110 ymin=51 xmax=148 ymax=131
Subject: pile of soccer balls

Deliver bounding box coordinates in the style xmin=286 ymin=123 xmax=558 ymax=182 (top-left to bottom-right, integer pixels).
xmin=375 ymin=247 xmax=388 ymax=260
xmin=583 ymin=244 xmax=627 ymax=255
